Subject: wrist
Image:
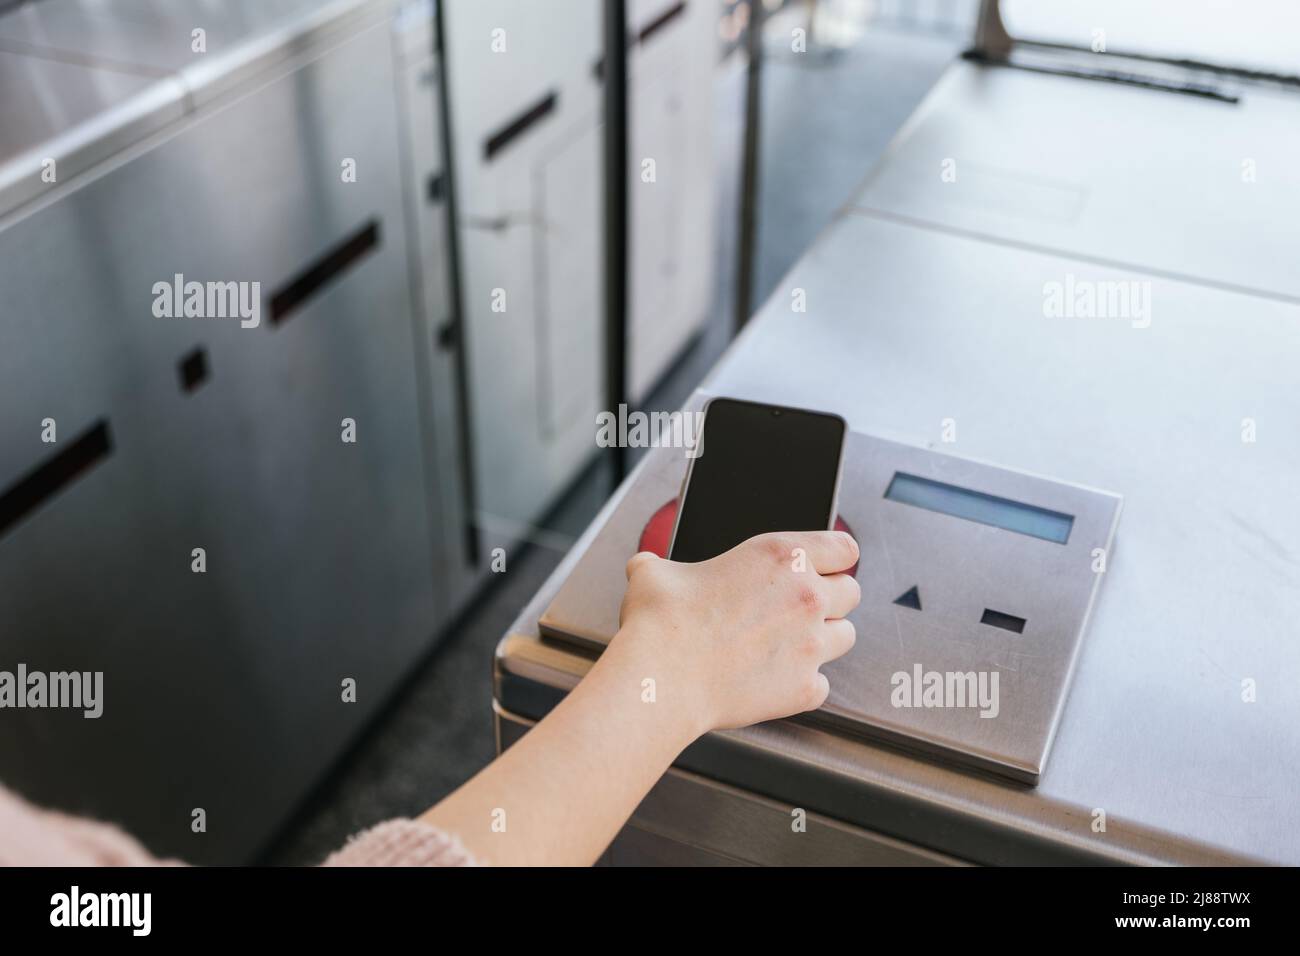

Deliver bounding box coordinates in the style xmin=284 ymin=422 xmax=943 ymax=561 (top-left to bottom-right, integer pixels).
xmin=595 ymin=624 xmax=714 ymax=749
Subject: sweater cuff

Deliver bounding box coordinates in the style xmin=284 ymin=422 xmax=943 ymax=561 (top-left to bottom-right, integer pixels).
xmin=322 ymin=819 xmax=477 ymax=867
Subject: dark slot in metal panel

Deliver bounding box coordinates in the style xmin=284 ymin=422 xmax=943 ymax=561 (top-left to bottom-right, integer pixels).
xmin=483 ymin=92 xmax=558 ymax=161
xmin=178 ymin=347 xmax=209 ymax=392
xmin=269 ymin=219 xmax=381 ymax=325
xmin=594 ymin=1 xmax=688 ymax=79
xmin=638 ymin=1 xmax=686 ymax=45
xmin=426 ymin=171 xmax=445 ymax=202
xmin=0 ymin=420 xmax=112 ymax=538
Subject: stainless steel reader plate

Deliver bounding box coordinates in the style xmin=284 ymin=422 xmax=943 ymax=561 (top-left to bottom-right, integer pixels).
xmin=540 ymin=392 xmax=1121 ymax=783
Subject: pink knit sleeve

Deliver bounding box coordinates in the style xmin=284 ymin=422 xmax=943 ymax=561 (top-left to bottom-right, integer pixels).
xmin=322 ymin=819 xmax=477 ymax=867
xmin=0 ymin=784 xmax=179 ymax=866
xmin=1 ymin=784 xmax=475 ymax=867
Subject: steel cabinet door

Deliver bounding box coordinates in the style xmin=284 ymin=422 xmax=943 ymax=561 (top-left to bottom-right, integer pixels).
xmin=0 ymin=22 xmax=442 ymax=864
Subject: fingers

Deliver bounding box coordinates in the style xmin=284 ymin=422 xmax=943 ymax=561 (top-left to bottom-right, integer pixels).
xmin=821 ymin=618 xmax=856 ymax=662
xmin=820 ymin=572 xmax=861 ymax=620
xmin=782 ymin=530 xmax=859 ymax=574
xmin=626 ymin=551 xmax=659 ymax=579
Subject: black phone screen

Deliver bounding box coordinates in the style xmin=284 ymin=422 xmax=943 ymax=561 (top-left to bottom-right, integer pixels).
xmin=669 ymin=398 xmax=846 ymax=563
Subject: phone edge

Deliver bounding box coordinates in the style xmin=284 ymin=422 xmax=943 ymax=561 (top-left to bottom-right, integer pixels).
xmin=666 ymin=398 xmax=849 ymax=560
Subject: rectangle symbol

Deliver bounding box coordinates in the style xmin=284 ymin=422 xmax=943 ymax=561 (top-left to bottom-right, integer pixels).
xmin=980 ymin=608 xmax=1027 ymax=633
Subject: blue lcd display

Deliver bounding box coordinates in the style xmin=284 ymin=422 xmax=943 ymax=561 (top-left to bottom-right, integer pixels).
xmin=884 ymin=473 xmax=1073 ymax=544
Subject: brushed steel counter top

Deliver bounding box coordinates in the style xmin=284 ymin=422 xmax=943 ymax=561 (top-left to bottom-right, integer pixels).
xmin=0 ymin=0 xmax=388 ymax=219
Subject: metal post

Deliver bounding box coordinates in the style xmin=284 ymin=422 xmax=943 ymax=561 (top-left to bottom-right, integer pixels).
xmin=433 ymin=0 xmax=480 ymax=564
xmin=735 ymin=0 xmax=765 ymax=332
xmin=603 ymin=0 xmax=629 ymax=483
xmin=972 ymin=0 xmax=1013 ymax=60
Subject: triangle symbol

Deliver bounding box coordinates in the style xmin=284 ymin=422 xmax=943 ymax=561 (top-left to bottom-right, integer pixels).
xmin=893 ymin=586 xmax=922 ymax=611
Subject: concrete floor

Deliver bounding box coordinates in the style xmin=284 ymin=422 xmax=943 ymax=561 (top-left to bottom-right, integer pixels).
xmin=263 ymin=17 xmax=962 ymax=865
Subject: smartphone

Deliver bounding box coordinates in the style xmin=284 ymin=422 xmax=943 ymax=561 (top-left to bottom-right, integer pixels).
xmin=668 ymin=398 xmax=847 ymax=563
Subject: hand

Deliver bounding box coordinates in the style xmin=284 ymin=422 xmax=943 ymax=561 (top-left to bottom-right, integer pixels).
xmin=612 ymin=531 xmax=861 ymax=736
xmin=421 ymin=530 xmax=859 ymax=865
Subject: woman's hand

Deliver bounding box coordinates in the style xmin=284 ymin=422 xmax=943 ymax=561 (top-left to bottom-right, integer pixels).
xmin=423 ymin=529 xmax=860 ymax=865
xmin=612 ymin=530 xmax=861 ymax=735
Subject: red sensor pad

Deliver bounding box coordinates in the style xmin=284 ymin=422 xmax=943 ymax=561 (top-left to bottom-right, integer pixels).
xmin=636 ymin=498 xmax=858 ymax=577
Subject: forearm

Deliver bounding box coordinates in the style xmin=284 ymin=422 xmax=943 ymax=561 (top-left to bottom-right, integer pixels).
xmin=420 ymin=627 xmax=703 ymax=866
